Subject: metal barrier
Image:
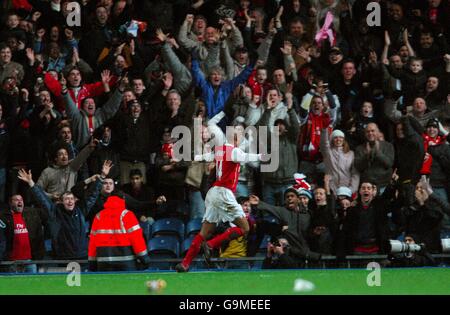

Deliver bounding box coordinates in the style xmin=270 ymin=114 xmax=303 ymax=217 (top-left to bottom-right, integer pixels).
xmin=1 ymin=254 xmax=449 ymax=273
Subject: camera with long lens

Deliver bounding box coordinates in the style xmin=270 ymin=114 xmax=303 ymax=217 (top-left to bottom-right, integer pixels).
xmin=385 ymin=240 xmax=423 ymax=254
xmin=271 ymin=237 xmax=281 ymax=247
xmin=442 ymin=239 xmax=450 ymax=253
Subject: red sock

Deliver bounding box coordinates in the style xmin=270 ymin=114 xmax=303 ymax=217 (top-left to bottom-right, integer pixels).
xmin=207 ymin=227 xmax=244 ymax=249
xmin=182 ymin=233 xmax=204 ymax=268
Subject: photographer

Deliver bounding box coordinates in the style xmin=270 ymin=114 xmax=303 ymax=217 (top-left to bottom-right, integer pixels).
xmin=400 ymin=176 xmax=446 ymax=253
xmin=383 ymin=234 xmax=436 ymax=267
xmin=262 ymin=237 xmax=299 ymax=269
xmin=250 ymin=188 xmax=321 ymax=262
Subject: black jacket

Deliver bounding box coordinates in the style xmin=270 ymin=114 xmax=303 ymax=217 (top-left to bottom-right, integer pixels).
xmin=87 ymin=191 xmax=158 ymax=225
xmin=395 ymin=116 xmax=425 ymax=183
xmin=262 ymin=252 xmax=299 ymax=269
xmin=30 ymin=179 xmax=102 ymax=259
xmin=337 ymin=186 xmax=394 ymax=257
xmin=401 ymin=193 xmax=447 ymax=253
xmin=0 ymin=120 xmax=9 ymax=169
xmin=88 ymin=141 xmax=121 ymax=181
xmin=116 ymin=112 xmax=158 ymax=162
xmin=0 ymin=207 xmax=48 ymax=260
xmin=428 ymin=142 xmax=450 ymax=187
xmin=388 ymin=66 xmax=427 ymax=106
xmin=255 ymin=201 xmax=321 ymax=261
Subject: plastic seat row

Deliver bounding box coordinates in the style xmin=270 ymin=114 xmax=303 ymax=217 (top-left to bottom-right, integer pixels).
xmin=148 ymin=215 xmax=280 ymax=241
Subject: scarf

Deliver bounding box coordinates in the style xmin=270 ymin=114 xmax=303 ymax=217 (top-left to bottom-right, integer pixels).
xmin=299 ymin=112 xmax=331 ymax=161
xmin=315 ymin=11 xmax=336 ymax=47
xmin=420 ymin=134 xmax=446 ymax=175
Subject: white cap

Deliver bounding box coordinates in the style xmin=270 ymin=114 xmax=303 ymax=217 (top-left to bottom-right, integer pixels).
xmin=336 ymin=186 xmax=352 ymax=198
xmin=331 ymin=129 xmax=345 ymax=140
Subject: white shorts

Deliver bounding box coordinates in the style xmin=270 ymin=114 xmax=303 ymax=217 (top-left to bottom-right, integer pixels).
xmin=203 ymin=186 xmax=245 ymax=224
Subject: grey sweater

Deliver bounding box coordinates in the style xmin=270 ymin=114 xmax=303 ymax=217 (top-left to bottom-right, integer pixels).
xmin=64 ymin=89 xmax=123 ymax=150
xmin=354 ymin=141 xmax=395 ymax=187
xmin=260 ymin=108 xmax=300 ymax=184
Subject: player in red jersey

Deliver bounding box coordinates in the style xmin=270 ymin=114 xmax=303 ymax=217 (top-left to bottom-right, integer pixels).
xmin=176 ymin=115 xmax=264 ymax=272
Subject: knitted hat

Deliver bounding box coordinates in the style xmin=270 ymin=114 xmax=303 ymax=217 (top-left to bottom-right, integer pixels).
xmin=331 ymin=129 xmax=345 ymax=140
xmin=284 ymin=173 xmax=313 ymax=199
xmin=284 ymin=187 xmax=312 ymax=200
xmin=426 ymin=118 xmax=439 ymax=129
xmin=336 ymin=186 xmax=352 ymax=198
xmin=298 ymin=189 xmax=313 ymax=199
xmin=293 ymin=173 xmax=312 ymax=191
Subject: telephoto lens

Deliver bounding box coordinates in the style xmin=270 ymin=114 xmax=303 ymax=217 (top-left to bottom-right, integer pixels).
xmin=441 ymin=239 xmax=450 ymax=253
xmin=385 ymin=240 xmax=422 ymax=253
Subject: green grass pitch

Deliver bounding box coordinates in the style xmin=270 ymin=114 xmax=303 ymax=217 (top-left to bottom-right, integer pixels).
xmin=0 ymin=268 xmax=449 ymax=295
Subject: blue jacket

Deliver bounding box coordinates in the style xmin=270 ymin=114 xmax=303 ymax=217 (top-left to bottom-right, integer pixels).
xmin=191 ymin=58 xmax=254 ymax=119
xmin=30 ymin=179 xmax=102 ymax=259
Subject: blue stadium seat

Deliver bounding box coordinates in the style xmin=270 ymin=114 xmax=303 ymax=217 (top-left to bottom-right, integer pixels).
xmin=185 ymin=218 xmax=202 ymax=238
xmin=179 ymin=236 xmax=210 ymax=270
xmin=248 ymin=235 xmax=271 ymax=270
xmin=258 ymin=234 xmax=272 ymax=252
xmin=140 ymin=221 xmax=152 ymax=242
xmin=44 ymin=239 xmax=52 ymax=253
xmin=148 ymin=235 xmax=179 ymax=256
xmin=151 ymin=218 xmax=185 ymax=241
xmin=148 ymin=235 xmax=180 ymax=270
xmin=181 ymin=235 xmax=194 ymax=257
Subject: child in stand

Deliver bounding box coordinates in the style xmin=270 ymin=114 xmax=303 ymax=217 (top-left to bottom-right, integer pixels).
xmin=220 ymin=196 xmax=257 ymax=268
xmin=307 ymin=175 xmax=337 ymax=254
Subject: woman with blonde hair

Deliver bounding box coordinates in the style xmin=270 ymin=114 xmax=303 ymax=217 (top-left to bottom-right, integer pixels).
xmin=320 ymin=128 xmax=359 ymax=195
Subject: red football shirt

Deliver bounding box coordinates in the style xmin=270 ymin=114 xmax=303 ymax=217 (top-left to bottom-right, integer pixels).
xmin=212 ymin=144 xmax=241 ymax=192
xmin=10 ymin=212 xmax=32 ymax=261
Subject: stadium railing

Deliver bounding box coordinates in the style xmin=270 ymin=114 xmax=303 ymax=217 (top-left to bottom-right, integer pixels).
xmin=1 ymin=254 xmax=450 ymax=273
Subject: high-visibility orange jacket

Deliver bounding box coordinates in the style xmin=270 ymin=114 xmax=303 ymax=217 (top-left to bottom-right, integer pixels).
xmin=88 ymin=196 xmax=150 ymax=271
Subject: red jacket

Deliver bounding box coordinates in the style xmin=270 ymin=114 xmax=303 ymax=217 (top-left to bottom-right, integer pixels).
xmin=247 ymin=69 xmax=272 ymax=106
xmin=44 ymin=72 xmax=117 ymax=111
xmin=88 ymin=196 xmax=149 ymax=270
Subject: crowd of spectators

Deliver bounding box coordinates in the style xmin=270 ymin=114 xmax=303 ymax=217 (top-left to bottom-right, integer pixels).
xmin=0 ymin=0 xmax=449 ymax=271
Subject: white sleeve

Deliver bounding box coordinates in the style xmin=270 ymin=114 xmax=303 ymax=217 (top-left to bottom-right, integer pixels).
xmin=208 ymin=111 xmax=226 ymax=126
xmin=231 ymin=147 xmax=261 ymax=163
xmin=194 ymin=152 xmax=215 ymax=162
xmin=207 ymin=111 xmax=226 ymax=147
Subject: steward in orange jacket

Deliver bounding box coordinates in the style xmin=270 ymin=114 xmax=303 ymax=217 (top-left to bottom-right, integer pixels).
xmin=88 ymin=195 xmax=150 ymax=271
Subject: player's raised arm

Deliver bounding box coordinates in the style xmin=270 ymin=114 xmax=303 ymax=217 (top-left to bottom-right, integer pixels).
xmin=231 ymin=147 xmax=264 ymax=163
xmin=194 ymin=151 xmax=215 ymax=162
